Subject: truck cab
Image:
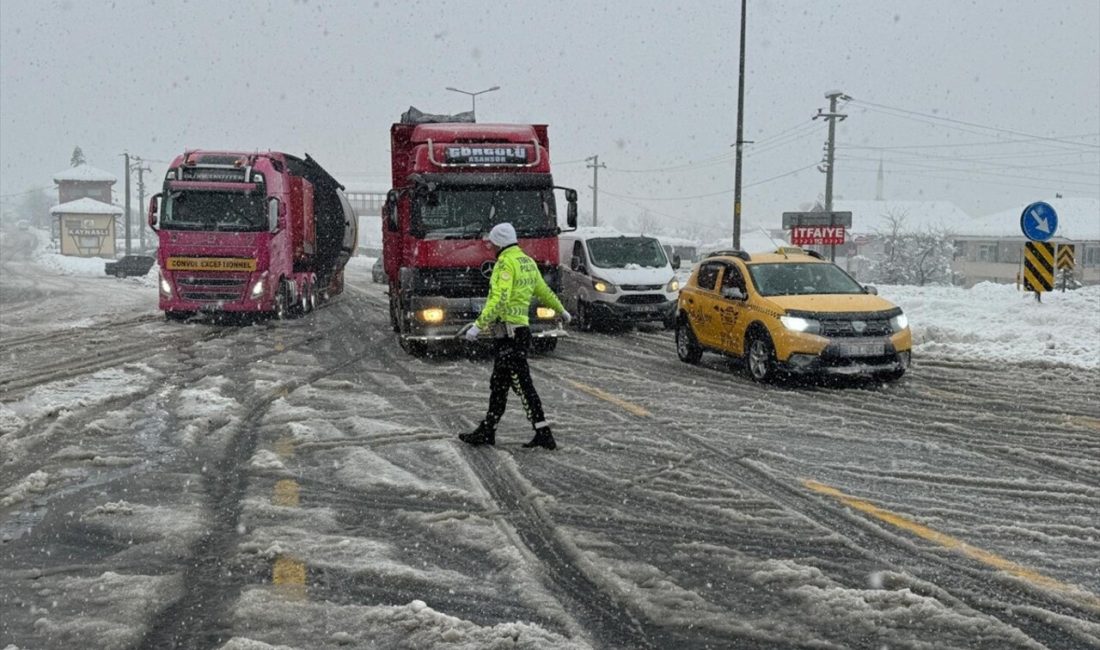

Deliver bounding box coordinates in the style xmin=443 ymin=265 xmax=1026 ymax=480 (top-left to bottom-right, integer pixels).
xmin=383 ymin=109 xmax=577 ymax=354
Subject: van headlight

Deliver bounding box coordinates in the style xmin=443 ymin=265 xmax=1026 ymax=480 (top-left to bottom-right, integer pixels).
xmin=889 ymin=312 xmax=909 ymax=332
xmin=250 ymin=277 xmax=266 ymax=299
xmin=666 ymin=278 xmax=680 ymax=292
xmin=780 ymin=315 xmax=821 ymax=334
xmin=159 ymin=275 xmax=173 ymax=297
xmin=592 ymin=278 xmax=617 ymax=294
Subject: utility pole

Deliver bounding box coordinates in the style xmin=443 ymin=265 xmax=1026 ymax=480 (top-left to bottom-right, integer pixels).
xmin=121 ymin=152 xmax=131 ymax=255
xmin=732 ymin=0 xmax=747 ymax=250
xmin=585 ymin=155 xmax=606 ymax=227
xmin=132 ymin=157 xmax=152 ymax=252
xmin=814 ymin=90 xmax=849 ymax=261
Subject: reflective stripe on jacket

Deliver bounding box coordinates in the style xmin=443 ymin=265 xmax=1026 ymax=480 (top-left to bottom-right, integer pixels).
xmin=475 ymin=244 xmax=565 ymax=329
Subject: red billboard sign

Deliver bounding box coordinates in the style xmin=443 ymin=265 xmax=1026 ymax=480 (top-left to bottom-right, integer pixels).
xmin=790 ymin=225 xmax=845 ymax=246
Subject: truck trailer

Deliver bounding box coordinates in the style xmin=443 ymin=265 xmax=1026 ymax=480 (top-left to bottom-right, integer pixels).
xmin=149 ymin=151 xmax=357 ymax=320
xmin=382 ymin=107 xmax=577 ymax=354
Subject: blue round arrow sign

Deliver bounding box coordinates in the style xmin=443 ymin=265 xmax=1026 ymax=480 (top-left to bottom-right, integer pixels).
xmin=1020 ymin=201 xmax=1058 ymax=241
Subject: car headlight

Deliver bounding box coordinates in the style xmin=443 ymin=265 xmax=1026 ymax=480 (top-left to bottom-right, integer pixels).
xmin=666 ymin=278 xmax=680 ymax=292
xmin=250 ymin=277 xmax=266 ymax=299
xmin=159 ymin=275 xmax=173 ymax=297
xmin=536 ymin=307 xmax=557 ymax=320
xmin=890 ymin=312 xmax=909 ymax=332
xmin=592 ymin=278 xmax=617 ymax=294
xmin=780 ymin=315 xmax=821 ymax=334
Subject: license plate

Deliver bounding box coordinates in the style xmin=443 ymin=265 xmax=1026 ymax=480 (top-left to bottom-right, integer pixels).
xmin=839 ymin=341 xmax=885 ymax=357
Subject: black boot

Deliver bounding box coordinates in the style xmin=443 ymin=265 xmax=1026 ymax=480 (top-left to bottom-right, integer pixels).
xmin=522 ymin=426 xmax=556 ymax=450
xmin=459 ymin=421 xmax=495 ymax=446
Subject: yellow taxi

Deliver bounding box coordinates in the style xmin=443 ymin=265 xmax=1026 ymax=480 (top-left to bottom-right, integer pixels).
xmin=675 ymin=248 xmax=912 ymax=382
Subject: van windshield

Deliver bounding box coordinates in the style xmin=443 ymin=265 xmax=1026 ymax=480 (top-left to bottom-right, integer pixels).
xmin=162 ymin=190 xmax=266 ymax=232
xmin=587 ymin=237 xmax=668 ymax=268
xmin=414 ymin=187 xmax=557 ymax=239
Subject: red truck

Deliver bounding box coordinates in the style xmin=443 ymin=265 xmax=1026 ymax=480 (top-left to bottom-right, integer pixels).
xmin=382 ymin=108 xmax=577 ymax=354
xmin=148 ymin=151 xmax=357 ymax=320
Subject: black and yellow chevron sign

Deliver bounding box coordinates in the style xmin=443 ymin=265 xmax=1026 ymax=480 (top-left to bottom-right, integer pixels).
xmin=1056 ymin=244 xmax=1075 ymax=270
xmin=1023 ymin=242 xmax=1055 ymax=292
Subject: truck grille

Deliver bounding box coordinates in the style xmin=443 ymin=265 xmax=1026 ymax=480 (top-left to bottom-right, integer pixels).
xmin=176 ymin=275 xmax=249 ymax=302
xmin=414 ymin=268 xmax=490 ymax=298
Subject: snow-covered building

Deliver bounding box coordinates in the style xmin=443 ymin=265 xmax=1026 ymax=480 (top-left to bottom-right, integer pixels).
xmin=50 ymin=197 xmax=122 ymax=257
xmin=53 ymin=163 xmax=117 ymax=204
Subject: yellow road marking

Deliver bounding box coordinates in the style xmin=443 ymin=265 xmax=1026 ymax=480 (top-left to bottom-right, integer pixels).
xmin=803 ymin=479 xmax=1100 ymax=610
xmin=275 ymin=436 xmax=296 ymax=459
xmin=273 ymin=555 xmax=306 ymax=599
xmin=564 ymin=379 xmax=651 ymax=418
xmin=273 ymin=479 xmax=300 ymax=507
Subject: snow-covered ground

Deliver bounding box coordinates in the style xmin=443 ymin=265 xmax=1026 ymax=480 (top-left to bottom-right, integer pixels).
xmin=3 ymin=226 xmax=1099 ymax=649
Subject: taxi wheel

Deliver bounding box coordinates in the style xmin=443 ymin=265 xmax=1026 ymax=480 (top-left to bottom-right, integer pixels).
xmin=676 ymin=319 xmax=703 ymax=364
xmin=746 ymin=332 xmax=777 ymax=382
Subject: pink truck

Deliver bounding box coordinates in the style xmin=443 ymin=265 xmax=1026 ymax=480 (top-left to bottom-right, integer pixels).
xmin=148 ymin=151 xmax=357 ymax=320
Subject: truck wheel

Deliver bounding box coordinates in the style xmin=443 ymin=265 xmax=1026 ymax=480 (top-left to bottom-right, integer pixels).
xmin=274 ymin=281 xmax=289 ymax=320
xmin=675 ymin=318 xmax=703 ymax=364
xmin=532 ymin=338 xmax=558 ymax=354
xmin=308 ymin=284 xmax=317 ymax=312
xmin=746 ymin=330 xmax=778 ymax=382
xmin=389 ymin=294 xmax=401 ymax=333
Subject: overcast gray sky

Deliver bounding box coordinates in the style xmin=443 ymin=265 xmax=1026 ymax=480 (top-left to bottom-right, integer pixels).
xmin=2 ymin=0 xmax=1097 ymax=239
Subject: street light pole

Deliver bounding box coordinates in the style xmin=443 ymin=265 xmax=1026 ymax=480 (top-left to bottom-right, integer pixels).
xmin=732 ymin=0 xmax=747 ymax=250
xmin=444 ymin=85 xmax=500 ymax=120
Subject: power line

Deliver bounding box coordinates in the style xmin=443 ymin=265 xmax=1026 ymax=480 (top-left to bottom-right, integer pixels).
xmin=840 ymin=132 xmax=1099 ymax=151
xmin=600 ymin=161 xmax=819 ymax=202
xmin=850 ymin=100 xmax=1099 ymax=151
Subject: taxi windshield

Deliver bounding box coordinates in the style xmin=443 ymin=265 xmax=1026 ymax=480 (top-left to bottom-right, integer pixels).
xmin=748 ymin=262 xmax=865 ymax=296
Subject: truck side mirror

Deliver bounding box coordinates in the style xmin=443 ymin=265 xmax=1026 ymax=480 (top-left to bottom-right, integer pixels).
xmin=147 ymin=193 xmax=161 ymax=230
xmin=384 ymin=190 xmax=399 ymax=232
xmin=672 ymin=253 xmax=681 ymax=270
xmin=268 ymin=198 xmax=280 ymax=233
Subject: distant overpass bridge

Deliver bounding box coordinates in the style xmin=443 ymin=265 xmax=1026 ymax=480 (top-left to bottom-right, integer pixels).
xmin=345 ymin=191 xmax=386 ymax=217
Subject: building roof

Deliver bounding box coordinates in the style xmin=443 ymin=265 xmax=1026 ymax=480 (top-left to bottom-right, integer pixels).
xmin=52 ymin=163 xmax=117 ymax=183
xmin=50 ymin=197 xmax=123 ymax=215
xmin=833 ymin=200 xmax=972 ymax=234
xmin=969 ymin=198 xmax=1100 ymax=241
xmin=833 ymin=198 xmax=1099 ymax=241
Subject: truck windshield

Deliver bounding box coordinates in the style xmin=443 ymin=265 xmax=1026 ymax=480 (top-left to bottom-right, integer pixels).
xmin=414 ymin=187 xmax=555 ymax=239
xmin=587 ymin=237 xmax=668 ymax=268
xmin=162 ymin=190 xmax=266 ymax=232
xmin=748 ymin=262 xmax=865 ymax=296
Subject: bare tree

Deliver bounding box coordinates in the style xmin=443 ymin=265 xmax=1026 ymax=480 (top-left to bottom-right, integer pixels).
xmin=866 ymin=209 xmax=954 ymax=286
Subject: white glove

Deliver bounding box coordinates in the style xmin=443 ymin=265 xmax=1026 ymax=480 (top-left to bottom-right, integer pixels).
xmin=560 ymin=310 xmax=572 ymax=324
xmin=464 ymin=323 xmax=481 ymax=342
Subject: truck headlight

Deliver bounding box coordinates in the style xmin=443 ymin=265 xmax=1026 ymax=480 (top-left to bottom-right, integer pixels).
xmin=536 ymin=307 xmax=556 ymax=319
xmin=418 ymin=308 xmax=445 ymax=323
xmin=889 ymin=312 xmax=909 ymax=332
xmin=780 ymin=315 xmax=821 ymax=334
xmin=159 ymin=275 xmax=173 ymax=297
xmin=250 ymin=277 xmax=266 ymax=299
xmin=666 ymin=278 xmax=680 ymax=292
xmin=592 ymin=278 xmax=617 ymax=294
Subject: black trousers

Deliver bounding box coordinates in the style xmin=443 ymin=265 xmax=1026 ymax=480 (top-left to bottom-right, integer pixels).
xmin=484 ymin=327 xmax=548 ymax=431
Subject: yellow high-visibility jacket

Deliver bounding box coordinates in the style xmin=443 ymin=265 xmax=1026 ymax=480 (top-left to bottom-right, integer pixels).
xmin=475 ymin=244 xmax=564 ymax=329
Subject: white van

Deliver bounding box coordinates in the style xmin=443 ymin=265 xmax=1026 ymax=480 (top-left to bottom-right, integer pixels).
xmin=559 ymin=228 xmax=681 ymax=330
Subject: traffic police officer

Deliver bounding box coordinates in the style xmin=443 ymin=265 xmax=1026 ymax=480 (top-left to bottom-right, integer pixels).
xmin=460 ymin=223 xmax=570 ymax=449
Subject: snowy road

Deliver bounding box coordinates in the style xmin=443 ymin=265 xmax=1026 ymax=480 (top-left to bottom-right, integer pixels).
xmin=2 ymin=245 xmax=1099 ymax=649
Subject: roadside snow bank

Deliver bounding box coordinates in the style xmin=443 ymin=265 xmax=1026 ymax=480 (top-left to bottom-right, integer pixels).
xmin=880 ymin=283 xmax=1100 ymax=369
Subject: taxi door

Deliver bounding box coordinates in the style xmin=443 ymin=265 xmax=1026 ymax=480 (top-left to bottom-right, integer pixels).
xmin=714 ymin=262 xmax=750 ymax=355
xmin=682 ymin=261 xmax=724 ymax=347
